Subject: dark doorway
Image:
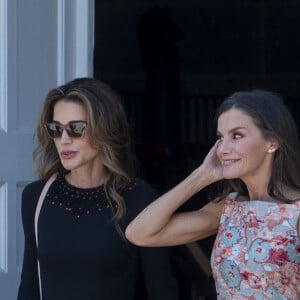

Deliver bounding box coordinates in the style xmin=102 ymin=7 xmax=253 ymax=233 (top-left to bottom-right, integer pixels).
xmin=94 ymin=2 xmax=300 ymax=183
xmin=94 ymin=2 xmax=300 ymax=299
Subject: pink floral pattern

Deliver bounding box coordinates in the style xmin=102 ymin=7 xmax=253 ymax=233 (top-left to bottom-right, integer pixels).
xmin=211 ymin=193 xmax=300 ymax=299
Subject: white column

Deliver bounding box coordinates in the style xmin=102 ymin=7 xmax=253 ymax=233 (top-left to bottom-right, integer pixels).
xmin=57 ymin=0 xmax=95 ymax=84
xmin=0 ymin=0 xmax=7 ymax=132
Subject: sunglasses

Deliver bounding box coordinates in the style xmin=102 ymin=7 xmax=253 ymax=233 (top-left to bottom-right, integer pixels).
xmin=44 ymin=121 xmax=87 ymax=139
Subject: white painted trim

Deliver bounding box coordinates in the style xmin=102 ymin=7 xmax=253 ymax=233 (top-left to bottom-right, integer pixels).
xmin=57 ymin=0 xmax=94 ymax=84
xmin=0 ymin=182 xmax=8 ymax=273
xmin=0 ymin=0 xmax=8 ymax=132
xmin=57 ymin=0 xmax=66 ymax=85
xmin=73 ymin=0 xmax=94 ymax=78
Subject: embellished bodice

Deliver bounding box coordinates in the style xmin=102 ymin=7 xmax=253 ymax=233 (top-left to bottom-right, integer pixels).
xmin=18 ymin=174 xmax=178 ymax=300
xmin=45 ymin=172 xmax=117 ymax=219
xmin=211 ymin=193 xmax=300 ymax=300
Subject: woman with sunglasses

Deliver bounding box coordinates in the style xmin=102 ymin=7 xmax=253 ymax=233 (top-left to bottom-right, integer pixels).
xmin=17 ymin=77 xmax=177 ymax=300
xmin=126 ymin=90 xmax=300 ymax=299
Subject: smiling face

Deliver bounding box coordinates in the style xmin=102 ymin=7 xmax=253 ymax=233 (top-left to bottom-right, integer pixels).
xmin=216 ymin=108 xmax=277 ymax=184
xmin=52 ymin=100 xmax=102 ymax=173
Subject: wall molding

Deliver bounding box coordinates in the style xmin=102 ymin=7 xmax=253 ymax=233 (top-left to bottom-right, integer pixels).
xmin=57 ymin=0 xmax=94 ymax=85
xmin=0 ymin=182 xmax=8 ymax=273
xmin=0 ymin=0 xmax=8 ymax=132
xmin=57 ymin=0 xmax=66 ymax=85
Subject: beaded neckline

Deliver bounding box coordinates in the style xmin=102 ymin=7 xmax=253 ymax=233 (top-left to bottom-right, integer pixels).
xmin=45 ymin=173 xmax=117 ymax=219
xmin=61 ymin=173 xmax=106 ymax=193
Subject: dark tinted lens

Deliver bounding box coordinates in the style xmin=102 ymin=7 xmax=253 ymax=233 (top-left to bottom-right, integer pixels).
xmin=44 ymin=122 xmax=86 ymax=138
xmin=45 ymin=123 xmax=63 ymax=138
xmin=68 ymin=123 xmax=86 ymax=138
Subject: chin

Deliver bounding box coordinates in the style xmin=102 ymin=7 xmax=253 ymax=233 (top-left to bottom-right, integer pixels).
xmin=63 ymin=167 xmax=73 ymax=171
xmin=61 ymin=162 xmax=76 ymax=171
xmin=223 ymin=172 xmax=239 ymax=180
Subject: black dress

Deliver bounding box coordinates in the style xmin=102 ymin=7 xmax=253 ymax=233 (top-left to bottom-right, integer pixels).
xmin=17 ymin=173 xmax=178 ymax=300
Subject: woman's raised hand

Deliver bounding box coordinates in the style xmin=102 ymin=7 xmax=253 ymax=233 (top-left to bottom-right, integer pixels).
xmin=199 ymin=140 xmax=224 ymax=184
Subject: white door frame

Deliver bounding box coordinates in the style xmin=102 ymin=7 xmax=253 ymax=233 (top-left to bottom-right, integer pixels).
xmin=0 ymin=1 xmax=94 ymax=299
xmin=57 ymin=0 xmax=95 ymax=84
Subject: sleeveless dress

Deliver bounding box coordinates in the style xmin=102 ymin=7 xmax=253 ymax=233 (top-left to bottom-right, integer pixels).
xmin=211 ymin=193 xmax=300 ymax=300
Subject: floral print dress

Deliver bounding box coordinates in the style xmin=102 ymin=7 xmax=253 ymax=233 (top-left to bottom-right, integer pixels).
xmin=211 ymin=193 xmax=300 ymax=300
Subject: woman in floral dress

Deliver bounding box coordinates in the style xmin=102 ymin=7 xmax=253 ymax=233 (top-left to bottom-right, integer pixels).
xmin=126 ymin=89 xmax=300 ymax=299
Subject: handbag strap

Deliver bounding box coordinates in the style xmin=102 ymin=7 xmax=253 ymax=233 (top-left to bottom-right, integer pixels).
xmin=34 ymin=173 xmax=57 ymax=299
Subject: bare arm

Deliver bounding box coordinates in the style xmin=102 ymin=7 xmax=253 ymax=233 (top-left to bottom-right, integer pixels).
xmin=125 ymin=142 xmax=224 ymax=246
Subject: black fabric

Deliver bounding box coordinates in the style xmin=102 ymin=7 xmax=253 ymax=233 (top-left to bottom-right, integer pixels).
xmin=17 ymin=175 xmax=178 ymax=300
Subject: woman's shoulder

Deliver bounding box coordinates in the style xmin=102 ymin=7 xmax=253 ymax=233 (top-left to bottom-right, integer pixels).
xmin=21 ymin=180 xmax=46 ymax=221
xmin=22 ymin=180 xmax=45 ymax=206
xmin=286 ymin=190 xmax=300 ymax=202
xmin=121 ymin=178 xmax=159 ymax=220
xmin=23 ymin=180 xmax=45 ymax=195
xmin=122 ymin=178 xmax=158 ymax=198
xmin=275 ymin=187 xmax=300 ymax=203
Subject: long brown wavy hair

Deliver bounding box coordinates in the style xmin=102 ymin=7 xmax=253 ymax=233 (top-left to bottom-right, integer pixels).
xmin=215 ymin=89 xmax=300 ymax=203
xmin=34 ymin=77 xmax=136 ymax=236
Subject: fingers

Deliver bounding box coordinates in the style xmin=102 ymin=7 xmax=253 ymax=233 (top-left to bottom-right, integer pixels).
xmin=207 ymin=139 xmax=221 ymax=159
xmin=213 ymin=139 xmax=221 ymax=150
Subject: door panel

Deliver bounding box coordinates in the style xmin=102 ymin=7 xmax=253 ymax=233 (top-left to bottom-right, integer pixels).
xmin=0 ymin=0 xmax=94 ymax=299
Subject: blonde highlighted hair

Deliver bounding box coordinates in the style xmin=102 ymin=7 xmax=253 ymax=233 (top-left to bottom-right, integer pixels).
xmin=34 ymin=77 xmax=136 ymax=236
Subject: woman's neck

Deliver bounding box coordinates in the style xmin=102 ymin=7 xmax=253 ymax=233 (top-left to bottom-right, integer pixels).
xmin=66 ymin=165 xmax=108 ymax=188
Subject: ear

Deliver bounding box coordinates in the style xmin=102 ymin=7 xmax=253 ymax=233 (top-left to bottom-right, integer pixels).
xmin=267 ymin=139 xmax=279 ymax=153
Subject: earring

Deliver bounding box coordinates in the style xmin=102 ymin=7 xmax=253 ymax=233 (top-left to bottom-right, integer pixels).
xmin=268 ymin=148 xmax=275 ymax=153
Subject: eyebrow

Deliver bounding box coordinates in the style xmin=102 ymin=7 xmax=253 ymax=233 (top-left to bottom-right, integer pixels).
xmin=217 ymin=126 xmax=248 ymax=135
xmin=52 ymin=120 xmax=87 ymax=124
